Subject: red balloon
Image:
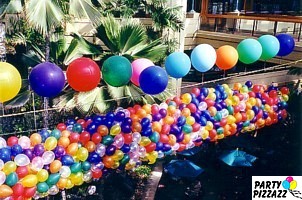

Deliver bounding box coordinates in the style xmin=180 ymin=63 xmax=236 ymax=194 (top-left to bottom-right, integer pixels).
xmin=123 ymin=134 xmax=132 ymax=145
xmin=280 ymin=87 xmax=289 ymax=95
xmin=69 ymin=132 xmax=80 ymax=143
xmin=191 ymin=88 xmax=200 ymax=97
xmin=160 ymin=124 xmax=170 ymax=135
xmin=12 ymin=183 xmax=24 ymax=197
xmin=233 ymin=105 xmax=240 ymax=113
xmin=177 ymin=143 xmax=186 ymax=152
xmin=16 ymin=166 xmax=29 ymax=179
xmin=151 ymin=105 xmax=159 ymax=115
xmin=209 ymin=129 xmax=217 ymax=140
xmin=252 ymin=85 xmax=261 ymax=93
xmin=220 ymin=118 xmax=227 ymax=127
xmin=192 ymin=123 xmax=201 ymax=132
xmin=241 ymin=112 xmax=247 ymax=121
xmin=7 ymin=136 xmax=19 ymax=146
xmin=248 ymin=92 xmax=256 ymax=98
xmin=261 ymin=93 xmax=269 ymax=100
xmin=172 ymin=96 xmax=182 ymax=106
xmin=77 ymin=119 xmax=86 ymax=126
xmin=205 ymin=99 xmax=215 ymax=107
xmin=159 ymin=134 xmax=169 ymax=143
xmin=92 ymin=168 xmax=103 ymax=179
xmin=23 ymin=187 xmax=36 ymax=198
xmin=194 ymin=141 xmax=203 ymax=146
xmin=187 ymin=103 xmax=197 ymax=113
xmin=57 ymin=123 xmax=67 ymax=131
xmin=145 ymin=142 xmax=156 ymax=153
xmin=66 ymin=57 xmax=101 ymax=92
xmin=91 ymin=133 xmax=102 ymax=144
xmin=79 ymin=131 xmax=90 ymax=144
xmin=269 ymin=90 xmax=278 ymax=98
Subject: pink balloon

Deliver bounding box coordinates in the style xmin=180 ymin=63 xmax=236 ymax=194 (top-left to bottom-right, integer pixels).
xmin=131 ymin=58 xmax=154 ymax=86
xmin=286 ymin=176 xmax=294 ymax=183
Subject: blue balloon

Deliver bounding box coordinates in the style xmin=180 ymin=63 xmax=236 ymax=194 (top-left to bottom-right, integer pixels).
xmin=258 ymin=35 xmax=280 ymax=60
xmin=276 ymin=34 xmax=295 ymax=56
xmin=29 ymin=62 xmax=65 ymax=97
xmin=11 ymin=144 xmax=23 ymax=156
xmin=191 ymin=44 xmax=216 ymax=72
xmin=282 ymin=180 xmax=290 ymax=190
xmin=165 ymin=52 xmax=191 ymax=78
xmin=139 ymin=66 xmax=168 ymax=95
xmin=61 ymin=155 xmax=74 ymax=166
xmin=40 ymin=129 xmax=50 ymax=142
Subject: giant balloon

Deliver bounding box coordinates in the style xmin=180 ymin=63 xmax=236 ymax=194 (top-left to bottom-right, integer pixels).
xmin=276 ymin=34 xmax=295 ymax=57
xmin=29 ymin=62 xmax=65 ymax=97
xmin=165 ymin=52 xmax=191 ymax=78
xmin=102 ymin=56 xmax=132 ymax=87
xmin=131 ymin=58 xmax=154 ymax=86
xmin=191 ymin=44 xmax=216 ymax=72
xmin=139 ymin=66 xmax=168 ymax=95
xmin=237 ymin=39 xmax=262 ymax=64
xmin=66 ymin=57 xmax=101 ymax=92
xmin=258 ymin=35 xmax=280 ymax=60
xmin=0 ymin=62 xmax=22 ymax=103
xmin=215 ymin=45 xmax=238 ymax=70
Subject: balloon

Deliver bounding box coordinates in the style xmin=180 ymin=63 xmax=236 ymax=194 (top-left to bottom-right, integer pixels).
xmin=66 ymin=57 xmax=101 ymax=91
xmin=0 ymin=171 xmax=6 ymax=185
xmin=102 ymin=55 xmax=132 ymax=87
xmin=258 ymin=35 xmax=280 ymax=60
xmin=290 ymin=180 xmax=297 ymax=190
xmin=282 ymin=180 xmax=290 ymax=189
xmin=7 ymin=136 xmax=18 ymax=147
xmin=14 ymin=154 xmax=30 ymax=167
xmin=0 ymin=62 xmax=22 ymax=103
xmin=18 ymin=136 xmax=31 ymax=149
xmin=76 ymin=147 xmax=89 ymax=161
xmin=237 ymin=38 xmax=262 ymax=64
xmin=139 ymin=66 xmax=169 ymax=95
xmin=50 ymin=160 xmax=62 ymax=173
xmin=30 ymin=133 xmax=42 ymax=146
xmin=37 ymin=182 xmax=49 ymax=193
xmin=23 ymin=186 xmax=36 ymax=198
xmin=165 ymin=52 xmax=191 ymax=78
xmin=216 ymin=45 xmax=238 ymax=70
xmin=5 ymin=172 xmax=18 ymax=186
xmin=0 ymin=185 xmax=13 ymax=198
xmin=37 ymin=169 xmax=49 ymax=182
xmin=12 ymin=183 xmax=24 ymax=197
xmin=60 ymin=166 xmax=71 ymax=178
xmin=42 ymin=151 xmax=55 ymax=165
xmin=46 ymin=173 xmax=60 ymax=186
xmin=21 ymin=175 xmax=38 ymax=187
xmin=15 ymin=166 xmax=28 ymax=179
xmin=31 ymin=156 xmax=44 ymax=171
xmin=191 ymin=44 xmax=216 ymax=72
xmin=3 ymin=161 xmax=16 ymax=175
xmin=276 ymin=34 xmax=295 ymax=56
xmin=131 ymin=58 xmax=154 ymax=85
xmin=29 ymin=62 xmax=65 ymax=97
xmin=44 ymin=137 xmax=57 ymax=151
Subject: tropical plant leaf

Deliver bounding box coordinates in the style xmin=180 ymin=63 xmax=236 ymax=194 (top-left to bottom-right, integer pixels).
xmin=22 ymin=50 xmax=43 ymax=67
xmin=63 ymin=33 xmax=102 ymax=65
xmin=107 ymin=85 xmax=126 ymax=106
xmin=127 ymin=84 xmax=144 ymax=103
xmin=119 ymin=21 xmax=147 ymax=54
xmin=69 ymin=0 xmax=102 ymax=27
xmin=26 ymin=0 xmax=64 ymax=35
xmin=287 ymin=66 xmax=302 ymax=76
xmin=52 ymin=89 xmax=76 ymax=111
xmin=74 ymin=87 xmax=100 ymax=114
xmin=95 ymin=15 xmax=121 ymax=53
xmin=5 ymin=91 xmax=31 ymax=109
xmin=3 ymin=0 xmax=23 ymax=14
xmin=93 ymin=86 xmax=114 ymax=113
xmin=50 ymin=32 xmax=66 ymax=65
xmin=132 ymin=38 xmax=167 ymax=62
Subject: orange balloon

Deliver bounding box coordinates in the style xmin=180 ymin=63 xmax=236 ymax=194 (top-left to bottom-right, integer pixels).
xmin=57 ymin=178 xmax=68 ymax=189
xmin=30 ymin=133 xmax=42 ymax=146
xmin=97 ymin=125 xmax=109 ymax=136
xmin=61 ymin=130 xmax=71 ymax=138
xmin=142 ymin=104 xmax=151 ymax=114
xmin=103 ymin=156 xmax=114 ymax=168
xmin=136 ymin=109 xmax=147 ymax=119
xmin=66 ymin=143 xmax=79 ymax=156
xmin=168 ymin=134 xmax=176 ymax=146
xmin=58 ymin=137 xmax=70 ymax=148
xmin=50 ymin=160 xmax=62 ymax=173
xmin=216 ymin=45 xmax=238 ymax=70
xmin=0 ymin=185 xmax=13 ymax=198
xmin=182 ymin=134 xmax=191 ymax=144
xmin=151 ymin=121 xmax=162 ymax=133
xmin=85 ymin=141 xmax=96 ymax=152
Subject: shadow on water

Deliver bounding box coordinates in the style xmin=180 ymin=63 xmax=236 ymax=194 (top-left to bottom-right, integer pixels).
xmin=155 ymin=92 xmax=302 ymax=200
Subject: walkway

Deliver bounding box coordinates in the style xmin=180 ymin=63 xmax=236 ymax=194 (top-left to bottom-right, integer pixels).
xmin=142 ymin=161 xmax=163 ymax=200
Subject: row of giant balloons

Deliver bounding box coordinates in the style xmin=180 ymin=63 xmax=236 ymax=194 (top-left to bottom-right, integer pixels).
xmin=0 ymin=34 xmax=295 ymax=103
xmin=0 ymin=81 xmax=289 ymax=199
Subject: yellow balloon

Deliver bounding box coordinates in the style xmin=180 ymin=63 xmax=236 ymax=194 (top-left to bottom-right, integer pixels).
xmin=226 ymin=115 xmax=236 ymax=124
xmin=201 ymin=130 xmax=209 ymax=140
xmin=110 ymin=124 xmax=121 ymax=136
xmin=125 ymin=163 xmax=135 ymax=170
xmin=290 ymin=180 xmax=297 ymax=190
xmin=76 ymin=147 xmax=89 ymax=161
xmin=181 ymin=93 xmax=192 ymax=104
xmin=21 ymin=174 xmax=38 ymax=187
xmin=147 ymin=151 xmax=158 ymax=164
xmin=207 ymin=92 xmax=216 ymax=101
xmin=0 ymin=62 xmax=22 ymax=103
xmin=65 ymin=179 xmax=74 ymax=189
xmin=139 ymin=136 xmax=151 ymax=146
xmin=0 ymin=185 xmax=13 ymax=198
xmin=112 ymin=161 xmax=120 ymax=169
xmin=3 ymin=161 xmax=16 ymax=175
xmin=112 ymin=150 xmax=124 ymax=161
xmin=70 ymin=172 xmax=83 ymax=185
xmin=205 ymin=121 xmax=213 ymax=130
xmin=44 ymin=137 xmax=57 ymax=151
xmin=37 ymin=169 xmax=49 ymax=182
xmin=282 ymin=94 xmax=289 ymax=102
xmin=186 ymin=116 xmax=195 ymax=125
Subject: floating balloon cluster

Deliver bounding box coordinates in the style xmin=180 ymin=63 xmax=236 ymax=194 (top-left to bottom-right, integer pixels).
xmin=0 ymin=81 xmax=289 ymax=199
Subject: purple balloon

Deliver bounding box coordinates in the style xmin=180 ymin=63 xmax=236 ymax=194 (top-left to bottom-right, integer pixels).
xmin=29 ymin=62 xmax=65 ymax=97
xmin=106 ymin=145 xmax=116 ymax=156
xmin=23 ymin=149 xmax=33 ymax=160
xmin=33 ymin=144 xmax=45 ymax=156
xmin=54 ymin=146 xmax=65 ymax=158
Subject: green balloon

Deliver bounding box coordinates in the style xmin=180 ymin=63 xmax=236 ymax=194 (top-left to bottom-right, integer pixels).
xmin=258 ymin=35 xmax=280 ymax=61
xmin=46 ymin=173 xmax=60 ymax=186
xmin=70 ymin=162 xmax=82 ymax=173
xmin=5 ymin=172 xmax=18 ymax=186
xmin=102 ymin=135 xmax=113 ymax=145
xmin=120 ymin=154 xmax=130 ymax=165
xmin=237 ymin=39 xmax=262 ymax=64
xmin=37 ymin=182 xmax=49 ymax=193
xmin=50 ymin=129 xmax=61 ymax=140
xmin=81 ymin=161 xmax=91 ymax=171
xmin=102 ymin=56 xmax=132 ymax=87
xmin=72 ymin=123 xmax=83 ymax=133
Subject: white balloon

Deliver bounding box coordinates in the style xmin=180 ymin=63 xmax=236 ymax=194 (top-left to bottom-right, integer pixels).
xmin=42 ymin=151 xmax=55 ymax=165
xmin=83 ymin=171 xmax=92 ymax=182
xmin=59 ymin=166 xmax=71 ymax=178
xmin=220 ymin=109 xmax=229 ymax=118
xmin=198 ymin=102 xmax=208 ymax=111
xmin=0 ymin=137 xmax=7 ymax=148
xmin=0 ymin=171 xmax=6 ymax=185
xmin=48 ymin=185 xmax=59 ymax=195
xmin=95 ymin=144 xmax=106 ymax=157
xmin=31 ymin=156 xmax=44 ymax=171
xmin=18 ymin=136 xmax=31 ymax=149
xmin=0 ymin=159 xmax=4 ymax=170
xmin=14 ymin=154 xmax=30 ymax=166
xmin=191 ymin=44 xmax=216 ymax=72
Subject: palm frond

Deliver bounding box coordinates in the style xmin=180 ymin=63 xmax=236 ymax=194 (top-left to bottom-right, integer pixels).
xmin=22 ymin=50 xmax=43 ymax=67
xmin=69 ymin=0 xmax=102 ymax=27
xmin=95 ymin=16 xmax=121 ymax=53
xmin=5 ymin=91 xmax=31 ymax=109
xmin=132 ymin=38 xmax=167 ymax=62
xmin=93 ymin=86 xmax=114 ymax=114
xmin=107 ymin=85 xmax=126 ymax=106
xmin=4 ymin=0 xmax=23 ymax=14
xmin=119 ymin=21 xmax=147 ymax=54
xmin=50 ymin=32 xmax=66 ymax=64
xmin=52 ymin=89 xmax=76 ymax=111
xmin=63 ymin=33 xmax=102 ymax=65
xmin=26 ymin=0 xmax=63 ymax=35
xmin=287 ymin=66 xmax=302 ymax=76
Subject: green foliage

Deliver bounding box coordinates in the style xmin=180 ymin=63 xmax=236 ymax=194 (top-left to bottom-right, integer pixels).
xmin=134 ymin=165 xmax=152 ymax=179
